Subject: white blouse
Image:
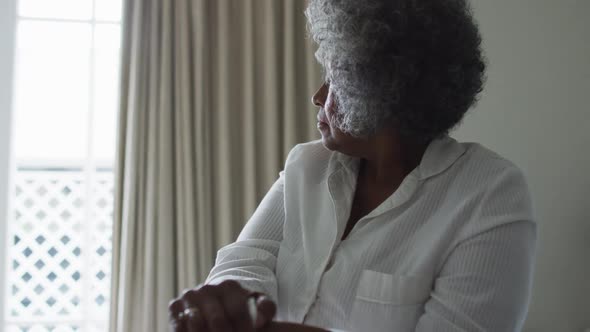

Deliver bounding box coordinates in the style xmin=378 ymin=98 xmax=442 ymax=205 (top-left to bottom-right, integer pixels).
xmin=206 ymin=136 xmax=537 ymax=332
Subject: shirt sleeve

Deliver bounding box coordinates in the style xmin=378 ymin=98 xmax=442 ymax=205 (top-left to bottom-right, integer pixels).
xmin=415 ymin=219 xmax=537 ymax=331
xmin=205 ymin=171 xmax=285 ymax=303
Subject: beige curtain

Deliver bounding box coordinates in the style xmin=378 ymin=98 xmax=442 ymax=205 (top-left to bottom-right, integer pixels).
xmin=109 ymin=0 xmax=321 ymax=331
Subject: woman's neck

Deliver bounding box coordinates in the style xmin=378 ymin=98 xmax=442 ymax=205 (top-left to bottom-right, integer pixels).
xmin=359 ymin=130 xmax=430 ymax=186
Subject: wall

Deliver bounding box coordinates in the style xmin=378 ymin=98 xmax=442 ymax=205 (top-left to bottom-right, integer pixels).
xmin=453 ymin=1 xmax=590 ymax=331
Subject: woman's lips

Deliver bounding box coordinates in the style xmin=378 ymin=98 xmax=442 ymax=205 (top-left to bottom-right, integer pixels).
xmin=317 ymin=111 xmax=328 ymax=124
xmin=317 ymin=118 xmax=328 ymax=129
xmin=317 ymin=117 xmax=329 ymax=131
xmin=317 ymin=122 xmax=329 ymax=132
xmin=317 ymin=110 xmax=329 ymax=132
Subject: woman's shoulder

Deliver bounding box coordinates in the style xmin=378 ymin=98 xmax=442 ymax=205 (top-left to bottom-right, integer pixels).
xmin=457 ymin=141 xmax=528 ymax=184
xmin=447 ymin=140 xmax=535 ymax=236
xmin=453 ymin=141 xmax=532 ymax=209
xmin=421 ymin=136 xmax=528 ymax=191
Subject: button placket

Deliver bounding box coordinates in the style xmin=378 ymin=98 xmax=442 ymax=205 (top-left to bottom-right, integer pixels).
xmin=302 ymin=168 xmax=347 ymax=321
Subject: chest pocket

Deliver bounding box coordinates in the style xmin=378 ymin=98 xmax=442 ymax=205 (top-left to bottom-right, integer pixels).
xmin=349 ymin=269 xmax=432 ymax=332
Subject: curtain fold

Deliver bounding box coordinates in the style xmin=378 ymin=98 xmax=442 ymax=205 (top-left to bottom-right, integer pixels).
xmin=109 ymin=0 xmax=320 ymax=331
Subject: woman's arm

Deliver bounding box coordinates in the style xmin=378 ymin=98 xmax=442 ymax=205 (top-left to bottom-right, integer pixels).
xmin=205 ymin=171 xmax=286 ymax=303
xmin=415 ymin=164 xmax=537 ymax=332
xmin=415 ymin=220 xmax=536 ymax=331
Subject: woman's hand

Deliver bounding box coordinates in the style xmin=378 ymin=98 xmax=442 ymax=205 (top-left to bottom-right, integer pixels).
xmin=168 ymin=280 xmax=276 ymax=332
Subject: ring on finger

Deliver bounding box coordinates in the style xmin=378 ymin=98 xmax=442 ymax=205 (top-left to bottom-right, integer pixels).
xmin=247 ymin=296 xmax=258 ymax=325
xmin=177 ymin=306 xmax=199 ymax=320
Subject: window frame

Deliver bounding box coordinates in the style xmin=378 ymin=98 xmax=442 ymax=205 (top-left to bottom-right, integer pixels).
xmin=0 ymin=0 xmax=18 ymax=328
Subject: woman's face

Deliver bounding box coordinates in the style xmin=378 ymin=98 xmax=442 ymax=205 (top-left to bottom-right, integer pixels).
xmin=312 ymin=82 xmax=360 ymax=153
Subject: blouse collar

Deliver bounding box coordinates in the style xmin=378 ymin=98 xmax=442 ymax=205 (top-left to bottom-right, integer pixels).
xmin=334 ymin=135 xmax=467 ymax=181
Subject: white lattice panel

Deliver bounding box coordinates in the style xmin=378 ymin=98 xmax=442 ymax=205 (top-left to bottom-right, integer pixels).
xmin=5 ymin=169 xmax=113 ymax=331
xmin=4 ymin=323 xmax=107 ymax=332
xmin=5 ymin=324 xmax=80 ymax=332
xmin=87 ymin=172 xmax=113 ymax=321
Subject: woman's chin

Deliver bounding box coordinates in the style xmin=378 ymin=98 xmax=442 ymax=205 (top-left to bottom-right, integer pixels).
xmin=320 ymin=134 xmax=338 ymax=151
xmin=318 ymin=123 xmax=330 ymax=142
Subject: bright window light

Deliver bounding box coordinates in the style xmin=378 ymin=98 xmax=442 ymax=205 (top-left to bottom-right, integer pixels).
xmin=3 ymin=1 xmax=122 ymax=331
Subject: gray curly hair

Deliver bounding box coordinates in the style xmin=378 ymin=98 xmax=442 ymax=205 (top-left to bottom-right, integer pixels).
xmin=305 ymin=0 xmax=486 ymax=140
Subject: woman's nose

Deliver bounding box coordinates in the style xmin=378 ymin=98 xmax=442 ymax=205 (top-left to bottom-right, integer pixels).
xmin=311 ymin=83 xmax=328 ymax=107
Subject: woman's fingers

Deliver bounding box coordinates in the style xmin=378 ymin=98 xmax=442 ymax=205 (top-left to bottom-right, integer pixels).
xmin=168 ymin=281 xmax=278 ymax=332
xmin=218 ymin=280 xmax=255 ymax=332
xmin=184 ymin=285 xmax=232 ymax=332
xmin=168 ymin=297 xmax=188 ymax=332
xmin=254 ymin=294 xmax=277 ymax=329
xmin=182 ymin=302 xmax=207 ymax=332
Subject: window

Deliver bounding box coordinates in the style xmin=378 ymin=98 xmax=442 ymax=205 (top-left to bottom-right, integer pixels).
xmin=2 ymin=1 xmax=122 ymax=331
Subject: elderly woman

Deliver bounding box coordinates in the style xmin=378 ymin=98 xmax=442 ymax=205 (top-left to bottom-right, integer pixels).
xmin=169 ymin=0 xmax=536 ymax=331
